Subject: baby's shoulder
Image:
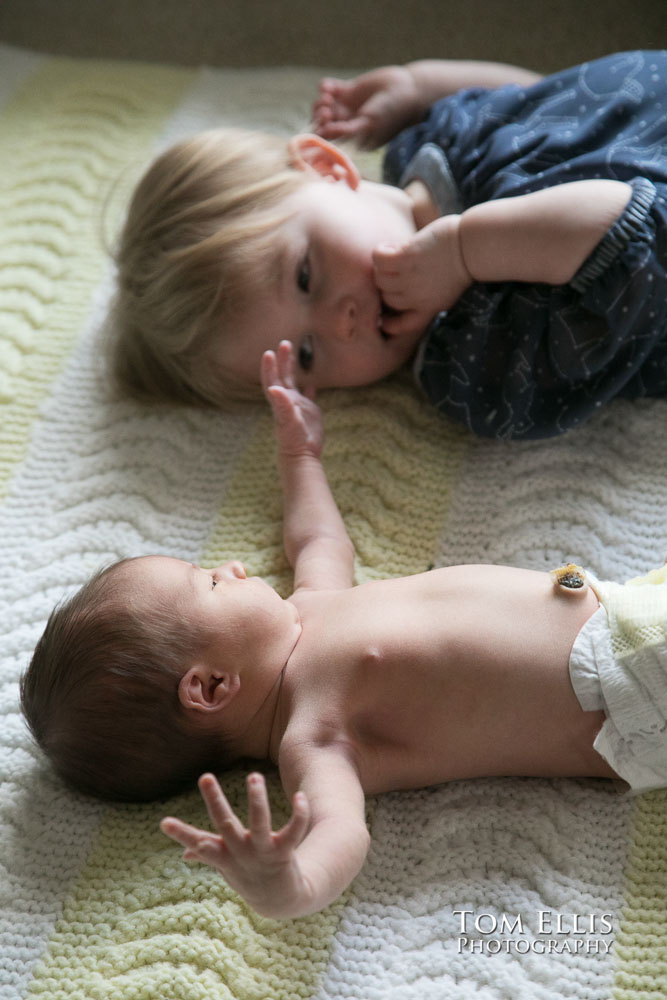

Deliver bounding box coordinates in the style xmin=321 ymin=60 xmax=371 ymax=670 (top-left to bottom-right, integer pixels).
xmin=278 ymin=720 xmax=363 ymax=794
xmin=287 ymin=586 xmax=356 ymax=628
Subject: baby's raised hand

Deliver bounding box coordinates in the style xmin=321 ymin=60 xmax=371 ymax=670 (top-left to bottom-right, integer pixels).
xmin=312 ymin=66 xmax=423 ymax=150
xmin=161 ymin=772 xmax=312 ymax=919
xmin=373 ymin=216 xmax=473 ymax=337
xmin=261 ymin=341 xmax=324 ymax=459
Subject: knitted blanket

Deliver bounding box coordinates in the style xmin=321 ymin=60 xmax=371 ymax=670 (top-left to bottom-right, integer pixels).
xmin=1 ymin=43 xmax=666 ymax=1000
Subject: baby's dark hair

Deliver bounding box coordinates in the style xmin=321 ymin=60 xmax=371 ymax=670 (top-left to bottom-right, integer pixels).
xmin=20 ymin=559 xmax=232 ymax=803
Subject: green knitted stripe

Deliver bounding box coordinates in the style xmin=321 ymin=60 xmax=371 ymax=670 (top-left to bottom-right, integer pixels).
xmin=0 ymin=56 xmax=192 ymax=499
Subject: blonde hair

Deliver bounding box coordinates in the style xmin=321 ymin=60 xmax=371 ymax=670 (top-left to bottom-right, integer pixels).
xmin=109 ymin=128 xmax=307 ymax=409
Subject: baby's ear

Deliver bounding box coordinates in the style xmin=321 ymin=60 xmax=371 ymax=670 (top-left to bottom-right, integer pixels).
xmin=178 ymin=665 xmax=240 ymax=714
xmin=288 ymin=133 xmax=360 ymax=189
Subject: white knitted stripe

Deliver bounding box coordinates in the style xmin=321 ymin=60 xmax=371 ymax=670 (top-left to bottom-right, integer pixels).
xmin=433 ymin=398 xmax=666 ymax=579
xmin=317 ymin=780 xmax=631 ymax=1000
xmin=0 ymin=282 xmax=263 ymax=998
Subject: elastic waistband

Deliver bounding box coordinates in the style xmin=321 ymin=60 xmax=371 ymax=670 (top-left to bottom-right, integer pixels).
xmin=399 ymin=142 xmax=463 ymax=217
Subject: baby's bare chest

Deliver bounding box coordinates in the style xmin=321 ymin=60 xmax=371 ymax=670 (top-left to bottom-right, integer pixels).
xmin=287 ymin=606 xmax=471 ymax=788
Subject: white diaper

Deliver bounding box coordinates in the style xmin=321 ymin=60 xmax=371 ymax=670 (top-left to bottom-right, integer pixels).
xmin=569 ymin=567 xmax=667 ymax=794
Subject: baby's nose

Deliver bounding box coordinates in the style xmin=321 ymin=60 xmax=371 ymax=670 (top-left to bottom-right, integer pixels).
xmin=330 ymin=295 xmax=356 ymax=343
xmin=216 ymin=561 xmax=246 ymax=581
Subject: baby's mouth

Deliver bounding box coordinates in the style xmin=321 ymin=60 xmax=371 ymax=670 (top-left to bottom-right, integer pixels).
xmin=377 ymin=300 xmax=400 ymax=341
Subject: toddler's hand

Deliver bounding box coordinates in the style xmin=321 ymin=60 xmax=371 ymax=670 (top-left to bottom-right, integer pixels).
xmin=261 ymin=341 xmax=324 ymax=459
xmin=312 ymin=65 xmax=424 ymax=150
xmin=161 ymin=772 xmax=313 ymax=919
xmin=373 ymin=216 xmax=473 ymax=337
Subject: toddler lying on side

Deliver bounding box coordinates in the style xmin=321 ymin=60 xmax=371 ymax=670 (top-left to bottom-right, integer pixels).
xmin=110 ymin=51 xmax=667 ymax=438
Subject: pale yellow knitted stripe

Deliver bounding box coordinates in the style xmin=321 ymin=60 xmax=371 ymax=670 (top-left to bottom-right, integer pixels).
xmin=0 ymin=57 xmax=192 ymax=500
xmin=154 ymin=374 xmax=466 ymax=996
xmin=612 ymin=791 xmax=667 ymax=999
xmin=204 ymin=373 xmax=469 ymax=587
xmin=26 ymin=773 xmax=346 ymax=1000
xmin=322 ymin=376 xmax=468 ymax=580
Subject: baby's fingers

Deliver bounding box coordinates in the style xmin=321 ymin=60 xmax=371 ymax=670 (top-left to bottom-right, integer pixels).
xmin=373 ymin=241 xmax=413 ymax=274
xmin=275 ymin=340 xmax=297 ymax=388
xmin=381 ymin=308 xmax=430 ymax=338
xmin=246 ymin=772 xmax=274 ymax=848
xmin=317 ymin=76 xmax=347 ymax=98
xmin=261 ymin=349 xmax=279 ymax=397
xmin=265 ymin=385 xmax=299 ymax=429
xmin=160 ymin=816 xmax=225 ymax=865
xmin=261 ymin=340 xmax=296 ymax=393
xmin=316 ymin=117 xmax=369 ymax=142
xmin=274 ymin=791 xmax=310 ymax=851
xmin=160 ymin=815 xmax=201 ymax=847
xmin=373 ymin=244 xmax=412 ymax=289
xmin=198 ymin=773 xmax=247 ymax=844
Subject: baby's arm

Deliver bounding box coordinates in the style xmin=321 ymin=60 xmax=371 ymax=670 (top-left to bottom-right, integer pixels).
xmin=313 ymin=59 xmax=541 ymax=150
xmin=160 ymin=747 xmax=369 ymax=919
xmin=376 ymin=179 xmax=633 ymax=337
xmin=261 ymin=341 xmax=355 ymax=592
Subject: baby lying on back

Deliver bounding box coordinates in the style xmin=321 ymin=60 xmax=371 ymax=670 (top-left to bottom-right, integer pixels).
xmin=21 ymin=342 xmax=667 ymax=918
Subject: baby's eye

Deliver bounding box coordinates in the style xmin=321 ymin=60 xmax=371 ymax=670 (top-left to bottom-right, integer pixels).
xmin=298 ymin=335 xmax=314 ymax=372
xmin=211 ymin=577 xmax=218 ymax=589
xmin=297 ymin=256 xmax=310 ymax=293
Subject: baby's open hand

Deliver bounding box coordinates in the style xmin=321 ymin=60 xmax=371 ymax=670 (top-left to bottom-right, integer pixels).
xmin=312 ymin=65 xmax=423 ymax=150
xmin=262 ymin=341 xmax=324 ymax=459
xmin=373 ymin=216 xmax=473 ymax=337
xmin=161 ymin=772 xmax=313 ymax=919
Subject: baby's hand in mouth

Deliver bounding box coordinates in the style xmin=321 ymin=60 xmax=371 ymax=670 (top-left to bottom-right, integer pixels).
xmin=378 ymin=300 xmax=400 ymax=340
xmin=377 ymin=296 xmax=429 ymax=340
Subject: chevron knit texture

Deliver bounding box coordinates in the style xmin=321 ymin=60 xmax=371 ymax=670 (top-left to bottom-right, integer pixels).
xmin=0 ymin=43 xmax=665 ymax=1000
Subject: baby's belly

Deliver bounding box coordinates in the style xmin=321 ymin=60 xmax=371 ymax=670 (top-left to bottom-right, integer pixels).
xmin=350 ymin=698 xmax=481 ymax=793
xmin=350 ymin=691 xmax=612 ymax=794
